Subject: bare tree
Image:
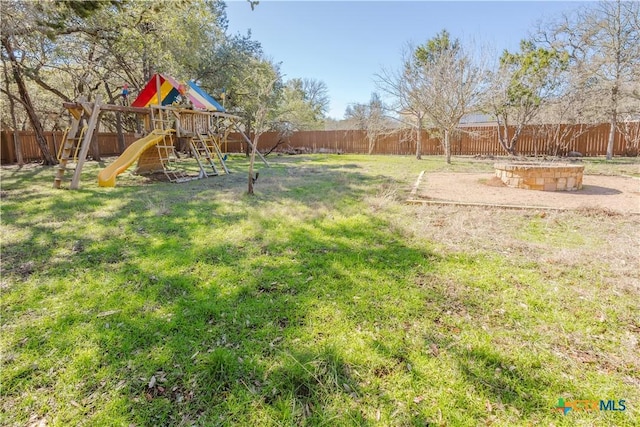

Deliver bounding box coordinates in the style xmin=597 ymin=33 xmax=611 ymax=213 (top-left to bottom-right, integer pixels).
xmin=298 ymin=78 xmax=330 ymax=118
xmin=376 ymin=44 xmax=427 ymax=159
xmin=1 ymin=2 xmax=57 ymax=164
xmin=533 ymin=67 xmax=596 ymax=156
xmin=345 ymin=93 xmax=393 ymax=154
xmin=413 ymin=31 xmax=485 ymax=164
xmin=377 ymin=31 xmax=484 ymax=163
xmin=2 ymin=57 xmax=24 ymax=165
xmin=617 ymin=114 xmax=640 ymax=156
xmin=538 ymin=0 xmax=640 ymax=159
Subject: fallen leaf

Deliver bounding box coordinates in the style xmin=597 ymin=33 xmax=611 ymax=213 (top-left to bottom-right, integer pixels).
xmin=413 ymin=395 xmax=424 ymax=404
xmin=148 ymin=375 xmax=156 ymax=389
xmin=96 ymin=310 xmax=120 ymax=318
xmin=430 ymin=343 xmax=439 ymax=356
xmin=303 ymin=402 xmax=312 ymax=418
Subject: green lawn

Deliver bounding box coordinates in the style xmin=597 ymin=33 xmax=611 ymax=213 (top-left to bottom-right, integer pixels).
xmin=1 ymin=155 xmax=638 ymax=426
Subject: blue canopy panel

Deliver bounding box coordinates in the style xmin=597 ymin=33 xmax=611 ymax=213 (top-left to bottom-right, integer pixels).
xmin=188 ymin=81 xmax=225 ymax=112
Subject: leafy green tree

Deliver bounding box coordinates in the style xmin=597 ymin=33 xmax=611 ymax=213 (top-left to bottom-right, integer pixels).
xmin=277 ymin=77 xmax=329 ymax=131
xmin=1 ymin=0 xmax=263 ymax=142
xmin=485 ymin=40 xmax=568 ymax=155
xmin=414 ymin=29 xmax=460 ymax=65
xmin=1 ymin=0 xmax=63 ymax=164
xmin=225 ymin=57 xmax=283 ymax=154
xmin=242 ymin=58 xmax=281 ymax=194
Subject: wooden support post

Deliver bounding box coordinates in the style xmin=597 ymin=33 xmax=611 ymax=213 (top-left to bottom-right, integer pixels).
xmin=53 ymin=97 xmax=86 ymax=188
xmin=5 ymin=130 xmax=16 ymax=164
xmin=155 ymin=74 xmax=162 ymax=107
xmin=70 ymin=95 xmax=102 ymax=189
xmin=172 ymin=110 xmax=182 ymax=137
xmin=232 ymin=121 xmax=269 ymax=167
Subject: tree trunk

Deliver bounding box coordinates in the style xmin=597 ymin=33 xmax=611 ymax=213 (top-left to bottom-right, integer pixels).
xmin=115 ymin=112 xmax=125 ymax=153
xmin=12 ymin=131 xmax=24 ymax=166
xmin=105 ymin=81 xmax=126 ymax=153
xmin=606 ymin=111 xmax=616 ymax=160
xmin=3 ymin=62 xmax=23 ymax=165
xmin=248 ymin=134 xmax=259 ymax=195
xmin=415 ymin=113 xmax=422 ymax=160
xmin=444 ymin=129 xmax=451 ymax=164
xmin=497 ymin=120 xmax=519 ymax=156
xmin=90 ymin=114 xmax=102 ymax=161
xmin=245 ymin=119 xmax=252 ymax=157
xmin=2 ymin=36 xmax=57 ymax=165
xmin=142 ymin=47 xmax=152 ymax=82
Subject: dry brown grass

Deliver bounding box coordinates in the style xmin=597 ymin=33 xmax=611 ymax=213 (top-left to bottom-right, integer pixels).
xmin=386 ymin=203 xmax=639 ymax=286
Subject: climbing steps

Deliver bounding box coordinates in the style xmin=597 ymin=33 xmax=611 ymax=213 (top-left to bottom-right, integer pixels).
xmin=57 ymin=127 xmax=81 ymax=162
xmin=53 ymin=96 xmax=102 ymax=189
xmin=150 ymin=106 xmax=174 ymax=132
xmin=53 ymin=96 xmax=253 ymax=189
xmin=192 ymin=133 xmax=219 ymax=178
xmin=154 ymin=130 xmax=194 ymax=183
xmin=191 ymin=131 xmax=230 ymax=178
xmin=206 ymin=130 xmax=230 ymax=175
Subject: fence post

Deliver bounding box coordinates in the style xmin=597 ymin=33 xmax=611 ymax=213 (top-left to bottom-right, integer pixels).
xmin=6 ymin=130 xmax=17 ymax=164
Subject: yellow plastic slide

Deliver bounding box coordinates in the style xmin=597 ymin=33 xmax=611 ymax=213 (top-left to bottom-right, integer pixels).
xmin=98 ymin=133 xmax=165 ymax=187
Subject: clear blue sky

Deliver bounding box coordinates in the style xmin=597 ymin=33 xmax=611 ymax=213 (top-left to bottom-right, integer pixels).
xmin=225 ymin=1 xmax=586 ymax=119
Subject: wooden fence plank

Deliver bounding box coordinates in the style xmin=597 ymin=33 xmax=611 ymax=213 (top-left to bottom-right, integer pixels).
xmin=2 ymin=122 xmax=638 ymax=164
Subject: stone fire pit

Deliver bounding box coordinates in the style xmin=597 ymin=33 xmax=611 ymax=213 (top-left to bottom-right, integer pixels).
xmin=494 ymin=162 xmax=584 ymax=191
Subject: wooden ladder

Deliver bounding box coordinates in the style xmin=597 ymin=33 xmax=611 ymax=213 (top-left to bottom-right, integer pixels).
xmin=192 ymin=133 xmax=219 ymax=178
xmin=147 ymin=106 xmax=190 ymax=182
xmin=53 ymin=96 xmax=102 ymax=189
xmin=205 ymin=130 xmax=230 ymax=174
xmin=150 ymin=107 xmax=174 ymax=132
xmin=57 ymin=126 xmax=88 ymax=162
xmin=153 ymin=130 xmax=195 ymax=183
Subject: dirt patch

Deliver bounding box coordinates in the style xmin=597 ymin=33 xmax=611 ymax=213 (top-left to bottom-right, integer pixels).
xmin=479 ymin=176 xmax=507 ymax=187
xmin=412 ymin=172 xmax=639 ymax=214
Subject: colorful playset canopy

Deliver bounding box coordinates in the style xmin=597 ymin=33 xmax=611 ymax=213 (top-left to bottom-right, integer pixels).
xmin=131 ymin=74 xmax=225 ymax=112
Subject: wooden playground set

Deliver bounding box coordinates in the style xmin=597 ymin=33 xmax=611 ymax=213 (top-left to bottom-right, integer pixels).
xmin=53 ymin=74 xmax=266 ymax=189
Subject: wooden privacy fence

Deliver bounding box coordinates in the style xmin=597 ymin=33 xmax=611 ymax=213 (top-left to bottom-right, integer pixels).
xmin=2 ymin=123 xmax=638 ymax=164
xmin=242 ymin=123 xmax=638 ymax=157
xmin=1 ymin=131 xmax=140 ymax=164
